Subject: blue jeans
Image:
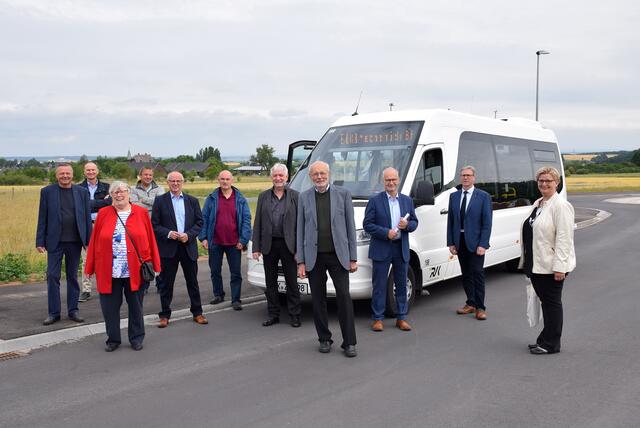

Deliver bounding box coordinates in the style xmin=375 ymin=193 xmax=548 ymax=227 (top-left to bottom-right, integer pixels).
xmin=208 ymin=244 xmax=242 ymax=303
xmin=46 ymin=241 xmax=82 ymax=317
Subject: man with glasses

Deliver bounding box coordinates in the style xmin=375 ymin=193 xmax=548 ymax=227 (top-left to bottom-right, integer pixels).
xmin=297 ymin=161 xmax=358 ymax=357
xmin=151 ymin=171 xmax=207 ymax=328
xmin=363 ymin=167 xmax=418 ymax=332
xmin=447 ymin=165 xmax=493 ymax=320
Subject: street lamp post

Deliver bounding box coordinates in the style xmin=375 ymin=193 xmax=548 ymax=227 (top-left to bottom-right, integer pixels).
xmin=535 ymin=50 xmax=550 ymax=121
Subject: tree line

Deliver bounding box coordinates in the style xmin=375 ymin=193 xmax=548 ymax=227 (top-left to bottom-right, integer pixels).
xmin=563 ymin=149 xmax=640 ymax=175
xmin=0 ymin=144 xmax=281 ymax=185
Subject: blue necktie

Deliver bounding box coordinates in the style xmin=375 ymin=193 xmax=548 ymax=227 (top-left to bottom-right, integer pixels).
xmin=460 ymin=191 xmax=468 ymax=230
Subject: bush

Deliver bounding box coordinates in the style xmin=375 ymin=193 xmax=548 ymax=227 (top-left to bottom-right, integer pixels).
xmin=0 ymin=253 xmax=30 ymax=282
xmin=0 ymin=172 xmax=41 ymax=185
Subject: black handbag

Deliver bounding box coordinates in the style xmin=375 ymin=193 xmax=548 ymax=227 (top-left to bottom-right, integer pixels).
xmin=114 ymin=208 xmax=155 ymax=282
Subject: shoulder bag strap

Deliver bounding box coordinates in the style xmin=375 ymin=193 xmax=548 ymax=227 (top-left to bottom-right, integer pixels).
xmin=114 ymin=207 xmax=144 ymax=263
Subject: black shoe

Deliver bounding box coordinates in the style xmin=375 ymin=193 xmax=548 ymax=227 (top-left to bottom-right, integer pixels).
xmin=68 ymin=313 xmax=84 ymax=323
xmin=105 ymin=343 xmax=119 ymax=352
xmin=232 ymin=301 xmax=243 ymax=311
xmin=343 ymin=345 xmax=357 ymax=358
xmin=210 ymin=296 xmax=224 ymax=305
xmin=528 ymin=343 xmax=540 ymax=350
xmin=530 ymin=345 xmax=550 ymax=355
xmin=78 ymin=292 xmax=91 ymax=302
xmin=318 ymin=340 xmax=332 ymax=353
xmin=43 ymin=316 xmax=61 ymax=326
xmin=131 ymin=342 xmax=143 ymax=351
xmin=262 ymin=317 xmax=280 ymax=326
xmin=290 ymin=316 xmax=301 ymax=328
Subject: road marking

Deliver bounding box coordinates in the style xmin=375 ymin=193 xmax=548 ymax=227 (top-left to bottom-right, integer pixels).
xmin=603 ymin=196 xmax=640 ymax=205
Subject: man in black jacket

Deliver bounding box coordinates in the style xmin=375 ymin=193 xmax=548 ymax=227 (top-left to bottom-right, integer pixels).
xmin=252 ymin=164 xmax=301 ymax=327
xmin=78 ymin=161 xmax=110 ymax=302
xmin=152 ymin=171 xmax=207 ymax=328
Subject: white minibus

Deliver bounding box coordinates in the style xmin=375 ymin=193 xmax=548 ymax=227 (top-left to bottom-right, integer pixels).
xmin=247 ymin=109 xmax=565 ymax=314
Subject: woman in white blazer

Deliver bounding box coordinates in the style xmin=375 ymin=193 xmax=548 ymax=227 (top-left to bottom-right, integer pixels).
xmin=519 ymin=167 xmax=576 ymax=355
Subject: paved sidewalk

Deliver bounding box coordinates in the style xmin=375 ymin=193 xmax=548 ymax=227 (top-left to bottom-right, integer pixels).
xmin=0 ymin=256 xmax=264 ymax=341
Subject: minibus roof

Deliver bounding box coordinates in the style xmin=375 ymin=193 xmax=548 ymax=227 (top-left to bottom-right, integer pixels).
xmin=330 ymin=109 xmax=558 ymax=143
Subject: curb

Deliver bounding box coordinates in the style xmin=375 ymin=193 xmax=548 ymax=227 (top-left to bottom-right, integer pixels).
xmin=0 ymin=294 xmax=266 ymax=355
xmin=575 ymin=208 xmax=611 ymax=230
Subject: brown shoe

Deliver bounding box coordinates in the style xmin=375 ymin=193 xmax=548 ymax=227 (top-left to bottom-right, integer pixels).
xmin=193 ymin=315 xmax=208 ymax=325
xmin=396 ymin=319 xmax=412 ymax=331
xmin=158 ymin=318 xmax=169 ymax=328
xmin=371 ymin=320 xmax=384 ymax=332
xmin=456 ymin=305 xmax=476 ymax=315
xmin=475 ymin=310 xmax=487 ymax=320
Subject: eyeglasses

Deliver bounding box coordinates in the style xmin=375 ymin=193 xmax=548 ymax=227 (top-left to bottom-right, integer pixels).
xmin=537 ymin=179 xmax=555 ymax=184
xmin=460 ymin=174 xmax=474 ymax=177
xmin=112 ymin=189 xmax=128 ymax=195
xmin=168 ymin=180 xmax=184 ymax=183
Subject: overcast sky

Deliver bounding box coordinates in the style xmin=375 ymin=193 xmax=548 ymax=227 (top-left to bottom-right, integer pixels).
xmin=1 ymin=0 xmax=638 ymax=158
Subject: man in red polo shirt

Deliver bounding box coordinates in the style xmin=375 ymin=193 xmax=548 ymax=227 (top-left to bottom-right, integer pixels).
xmin=199 ymin=170 xmax=252 ymax=310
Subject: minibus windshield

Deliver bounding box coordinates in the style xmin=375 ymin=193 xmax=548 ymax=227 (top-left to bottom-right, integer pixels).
xmin=289 ymin=121 xmax=423 ymax=199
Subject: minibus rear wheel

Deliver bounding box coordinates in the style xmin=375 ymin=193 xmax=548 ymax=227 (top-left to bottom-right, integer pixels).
xmin=385 ymin=266 xmax=416 ymax=317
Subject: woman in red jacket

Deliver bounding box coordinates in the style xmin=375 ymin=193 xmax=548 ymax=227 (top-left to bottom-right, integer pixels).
xmin=85 ymin=181 xmax=161 ymax=352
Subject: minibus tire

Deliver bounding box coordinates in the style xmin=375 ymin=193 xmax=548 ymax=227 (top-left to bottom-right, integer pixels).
xmin=385 ymin=266 xmax=416 ymax=317
xmin=505 ymin=258 xmax=521 ymax=273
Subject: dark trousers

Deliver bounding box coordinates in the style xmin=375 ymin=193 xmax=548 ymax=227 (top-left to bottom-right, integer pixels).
xmin=531 ymin=273 xmax=564 ymax=353
xmin=208 ymin=244 xmax=242 ymax=303
xmin=457 ymin=233 xmax=486 ymax=310
xmin=159 ymin=245 xmax=202 ymax=319
xmin=263 ymin=238 xmax=301 ymax=318
xmin=307 ymin=252 xmax=357 ymax=348
xmin=99 ymin=278 xmax=145 ymax=346
xmin=46 ymin=241 xmax=82 ymax=317
xmin=371 ymin=240 xmax=409 ymax=320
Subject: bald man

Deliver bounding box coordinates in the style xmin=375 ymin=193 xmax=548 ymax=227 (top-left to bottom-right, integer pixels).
xmin=78 ymin=161 xmax=110 ymax=302
xmin=199 ymin=170 xmax=252 ymax=310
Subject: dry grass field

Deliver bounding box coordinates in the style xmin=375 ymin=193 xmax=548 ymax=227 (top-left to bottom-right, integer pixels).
xmin=566 ymin=174 xmax=640 ymax=192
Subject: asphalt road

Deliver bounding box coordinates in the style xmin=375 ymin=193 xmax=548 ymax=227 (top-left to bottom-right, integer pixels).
xmin=1 ymin=192 xmax=638 ymax=428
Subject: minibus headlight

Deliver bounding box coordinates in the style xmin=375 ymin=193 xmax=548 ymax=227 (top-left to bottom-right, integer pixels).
xmin=356 ymin=229 xmax=371 ymax=246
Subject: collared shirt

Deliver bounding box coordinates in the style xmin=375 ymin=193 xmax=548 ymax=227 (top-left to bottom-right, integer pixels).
xmin=314 ymin=183 xmax=330 ymax=193
xmin=386 ymin=192 xmax=401 ymax=240
xmin=459 ymin=186 xmax=475 ymax=213
xmin=87 ymin=182 xmax=98 ymax=221
xmin=171 ymin=192 xmax=185 ymax=234
xmin=270 ymin=188 xmax=286 ymax=238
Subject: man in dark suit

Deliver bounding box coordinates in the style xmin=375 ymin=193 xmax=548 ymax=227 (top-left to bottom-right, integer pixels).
xmin=77 ymin=161 xmax=110 ymax=302
xmin=447 ymin=165 xmax=493 ymax=320
xmin=152 ymin=171 xmax=207 ymax=328
xmin=252 ymin=163 xmax=301 ymax=327
xmin=297 ymin=161 xmax=358 ymax=357
xmin=363 ymin=167 xmax=418 ymax=332
xmin=36 ymin=163 xmax=92 ymax=325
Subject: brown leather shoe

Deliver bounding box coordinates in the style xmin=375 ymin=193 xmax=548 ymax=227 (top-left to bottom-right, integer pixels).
xmin=456 ymin=305 xmax=476 ymax=315
xmin=158 ymin=318 xmax=169 ymax=328
xmin=371 ymin=320 xmax=384 ymax=332
xmin=396 ymin=319 xmax=412 ymax=331
xmin=193 ymin=315 xmax=208 ymax=325
xmin=475 ymin=310 xmax=487 ymax=320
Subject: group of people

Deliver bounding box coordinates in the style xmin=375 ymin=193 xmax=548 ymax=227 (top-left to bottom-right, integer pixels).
xmin=36 ymin=159 xmax=575 ymax=357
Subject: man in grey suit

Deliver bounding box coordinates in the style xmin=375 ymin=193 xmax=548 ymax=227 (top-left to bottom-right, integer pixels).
xmin=297 ymin=161 xmax=358 ymax=357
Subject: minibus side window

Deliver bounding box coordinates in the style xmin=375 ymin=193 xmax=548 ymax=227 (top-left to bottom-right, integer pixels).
xmin=411 ymin=148 xmax=443 ymax=197
xmin=457 ymin=133 xmax=499 ymax=201
xmin=492 ymin=137 xmax=535 ymax=208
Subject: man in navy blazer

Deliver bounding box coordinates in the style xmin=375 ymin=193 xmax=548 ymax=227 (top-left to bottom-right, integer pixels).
xmin=447 ymin=165 xmax=493 ymax=320
xmin=152 ymin=171 xmax=207 ymax=327
xmin=36 ymin=163 xmax=92 ymax=325
xmin=363 ymin=167 xmax=418 ymax=332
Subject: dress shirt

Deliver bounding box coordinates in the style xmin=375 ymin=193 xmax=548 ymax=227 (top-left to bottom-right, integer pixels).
xmin=387 ymin=192 xmax=401 ymax=239
xmin=459 ymin=186 xmax=475 ymax=212
xmin=171 ymin=192 xmax=185 ymax=234
xmin=87 ymin=182 xmax=98 ymax=221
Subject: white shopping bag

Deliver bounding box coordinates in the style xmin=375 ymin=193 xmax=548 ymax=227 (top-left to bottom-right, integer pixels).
xmin=526 ymin=281 xmax=543 ymax=327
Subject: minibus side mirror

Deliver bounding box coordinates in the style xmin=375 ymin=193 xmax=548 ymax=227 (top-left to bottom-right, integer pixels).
xmin=413 ymin=180 xmax=434 ymax=206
